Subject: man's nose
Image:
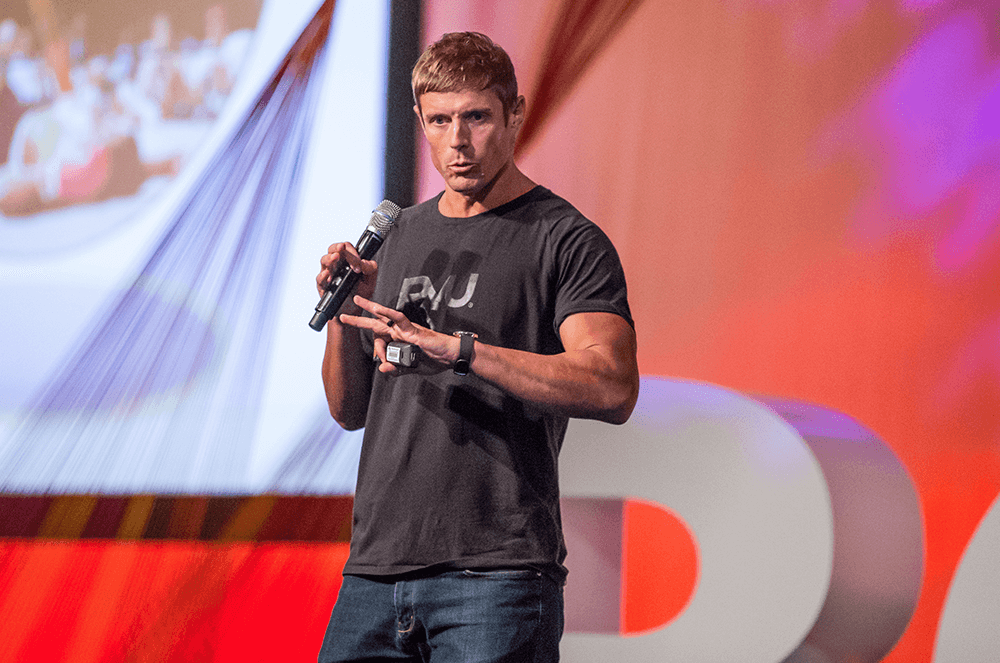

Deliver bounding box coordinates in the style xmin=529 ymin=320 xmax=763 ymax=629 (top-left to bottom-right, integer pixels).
xmin=448 ymin=119 xmax=470 ymax=148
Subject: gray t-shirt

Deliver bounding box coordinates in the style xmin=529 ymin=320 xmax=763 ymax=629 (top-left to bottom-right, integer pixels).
xmin=343 ymin=186 xmax=632 ymax=583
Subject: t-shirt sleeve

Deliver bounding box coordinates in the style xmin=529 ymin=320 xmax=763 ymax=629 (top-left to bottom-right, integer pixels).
xmin=551 ymin=218 xmax=633 ymax=335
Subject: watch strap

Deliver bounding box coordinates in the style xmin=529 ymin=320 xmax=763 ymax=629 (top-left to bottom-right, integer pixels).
xmin=453 ymin=331 xmax=477 ymax=375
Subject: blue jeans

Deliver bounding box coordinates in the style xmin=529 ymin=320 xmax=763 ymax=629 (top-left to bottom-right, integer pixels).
xmin=317 ymin=569 xmax=564 ymax=662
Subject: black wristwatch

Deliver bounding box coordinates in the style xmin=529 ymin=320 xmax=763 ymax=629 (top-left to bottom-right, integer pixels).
xmin=452 ymin=331 xmax=478 ymax=376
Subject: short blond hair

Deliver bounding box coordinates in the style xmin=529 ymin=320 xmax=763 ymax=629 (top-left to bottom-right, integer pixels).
xmin=412 ymin=32 xmax=518 ymax=122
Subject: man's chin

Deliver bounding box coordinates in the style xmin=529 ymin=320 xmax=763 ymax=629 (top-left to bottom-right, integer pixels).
xmin=446 ymin=177 xmax=484 ymax=196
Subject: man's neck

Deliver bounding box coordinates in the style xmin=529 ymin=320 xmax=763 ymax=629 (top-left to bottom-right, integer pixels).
xmin=438 ymin=165 xmax=536 ymax=218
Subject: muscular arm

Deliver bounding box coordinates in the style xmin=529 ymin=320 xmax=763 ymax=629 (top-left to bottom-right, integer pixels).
xmin=316 ymin=243 xmax=378 ymax=430
xmin=321 ymin=314 xmax=373 ymax=430
xmin=471 ymin=312 xmax=638 ymax=424
xmin=341 ymin=299 xmax=640 ymax=425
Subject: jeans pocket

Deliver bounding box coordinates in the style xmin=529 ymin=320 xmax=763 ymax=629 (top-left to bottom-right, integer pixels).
xmin=461 ymin=568 xmax=541 ymax=579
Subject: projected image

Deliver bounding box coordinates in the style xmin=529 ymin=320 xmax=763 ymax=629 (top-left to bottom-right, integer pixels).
xmin=0 ymin=0 xmax=390 ymax=496
xmin=0 ymin=0 xmax=262 ymax=255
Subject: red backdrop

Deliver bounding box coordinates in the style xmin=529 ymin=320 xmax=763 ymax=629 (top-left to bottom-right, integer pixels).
xmin=417 ymin=0 xmax=1000 ymax=659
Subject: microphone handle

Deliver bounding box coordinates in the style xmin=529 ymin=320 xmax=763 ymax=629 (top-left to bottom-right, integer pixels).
xmin=309 ymin=266 xmax=360 ymax=330
xmin=309 ymin=230 xmax=385 ymax=331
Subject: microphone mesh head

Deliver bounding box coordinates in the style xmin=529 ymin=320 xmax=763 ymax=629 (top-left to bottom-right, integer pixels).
xmin=369 ymin=199 xmax=402 ymax=236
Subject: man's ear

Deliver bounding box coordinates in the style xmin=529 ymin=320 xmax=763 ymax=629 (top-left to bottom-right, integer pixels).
xmin=414 ymin=104 xmax=428 ymax=135
xmin=510 ymin=95 xmax=526 ymax=129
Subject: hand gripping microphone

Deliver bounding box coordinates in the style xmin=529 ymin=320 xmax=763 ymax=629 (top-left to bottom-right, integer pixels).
xmin=309 ymin=200 xmax=401 ymax=331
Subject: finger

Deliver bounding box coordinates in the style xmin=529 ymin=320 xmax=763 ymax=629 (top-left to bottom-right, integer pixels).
xmin=337 ymin=312 xmax=373 ymax=330
xmin=353 ymin=296 xmax=407 ymax=328
xmin=327 ymin=241 xmax=359 ymax=257
xmin=320 ymin=248 xmax=343 ymax=270
xmin=373 ymin=335 xmax=387 ymax=362
xmin=337 ymin=312 xmax=396 ymax=338
xmin=369 ymin=338 xmax=399 ymax=374
xmin=373 ymin=315 xmax=399 ymax=337
xmin=378 ymin=361 xmax=400 ymax=375
xmin=333 ymin=243 xmax=365 ymax=273
xmin=318 ymin=249 xmax=346 ymax=291
xmin=322 ymin=244 xmax=364 ymax=278
xmin=316 ymin=270 xmax=332 ymax=294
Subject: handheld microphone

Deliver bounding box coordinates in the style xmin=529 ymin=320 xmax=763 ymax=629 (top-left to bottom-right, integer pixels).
xmin=309 ymin=199 xmax=401 ymax=331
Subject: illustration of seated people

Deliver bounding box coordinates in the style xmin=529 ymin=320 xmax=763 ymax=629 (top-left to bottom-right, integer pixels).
xmin=1 ymin=19 xmax=45 ymax=167
xmin=178 ymin=5 xmax=252 ymax=119
xmin=1 ymin=7 xmax=182 ymax=218
xmin=127 ymin=7 xmax=251 ymax=123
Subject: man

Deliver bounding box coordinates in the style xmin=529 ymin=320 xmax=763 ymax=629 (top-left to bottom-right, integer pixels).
xmin=316 ymin=32 xmax=638 ymax=662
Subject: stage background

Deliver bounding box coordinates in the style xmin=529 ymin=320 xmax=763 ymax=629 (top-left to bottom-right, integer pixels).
xmin=2 ymin=0 xmax=1000 ymax=660
xmin=415 ymin=1 xmax=1000 ymax=659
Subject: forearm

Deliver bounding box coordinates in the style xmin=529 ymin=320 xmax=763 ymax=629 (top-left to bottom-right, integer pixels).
xmin=315 ymin=242 xmax=380 ymax=430
xmin=322 ymin=314 xmax=373 ymax=430
xmin=339 ymin=300 xmax=639 ymax=426
xmin=468 ymin=338 xmax=639 ymax=425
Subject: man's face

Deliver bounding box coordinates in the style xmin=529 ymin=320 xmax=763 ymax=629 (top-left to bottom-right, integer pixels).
xmin=416 ymin=88 xmax=523 ymax=199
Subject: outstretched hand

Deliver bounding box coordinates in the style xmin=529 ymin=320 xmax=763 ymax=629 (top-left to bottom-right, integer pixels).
xmin=338 ymin=296 xmax=461 ymax=375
